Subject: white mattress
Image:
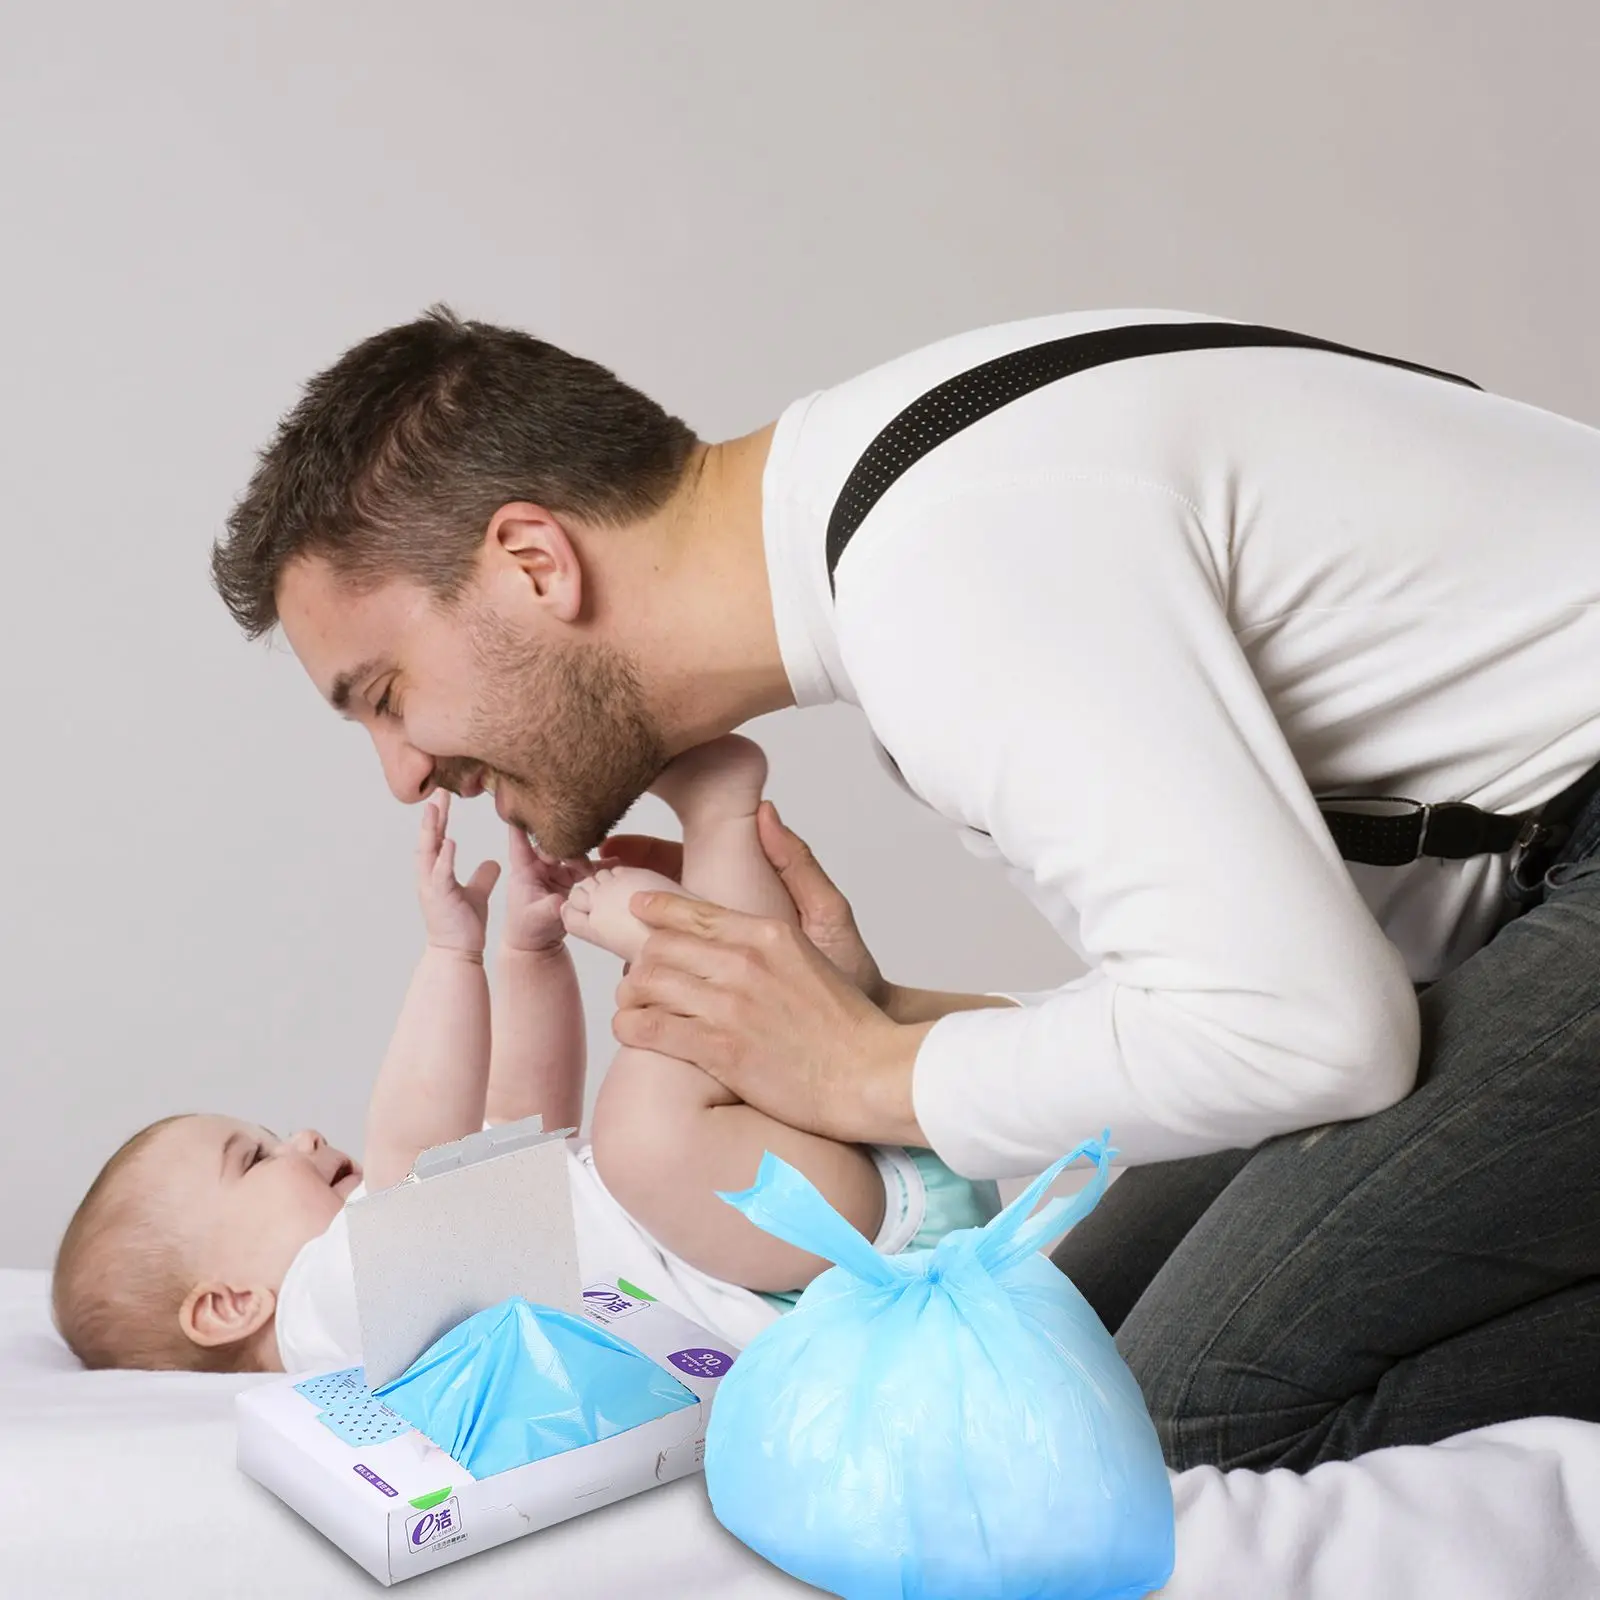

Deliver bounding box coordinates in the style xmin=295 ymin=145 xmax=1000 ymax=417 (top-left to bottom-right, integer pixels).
xmin=5 ymin=1267 xmax=1599 ymax=1598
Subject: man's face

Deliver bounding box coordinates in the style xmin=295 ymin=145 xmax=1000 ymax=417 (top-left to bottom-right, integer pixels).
xmin=276 ymin=555 xmax=668 ymax=857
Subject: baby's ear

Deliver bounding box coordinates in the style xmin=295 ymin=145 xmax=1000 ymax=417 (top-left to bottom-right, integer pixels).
xmin=178 ymin=1281 xmax=276 ymax=1351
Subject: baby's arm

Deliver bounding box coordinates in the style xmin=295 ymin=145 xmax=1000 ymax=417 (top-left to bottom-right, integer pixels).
xmin=486 ymin=828 xmax=589 ymax=1132
xmin=363 ymin=797 xmax=500 ymax=1191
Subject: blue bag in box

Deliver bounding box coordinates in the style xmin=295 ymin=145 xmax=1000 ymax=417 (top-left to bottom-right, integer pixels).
xmin=705 ymin=1136 xmax=1175 ymax=1600
xmin=374 ymin=1296 xmax=696 ymax=1479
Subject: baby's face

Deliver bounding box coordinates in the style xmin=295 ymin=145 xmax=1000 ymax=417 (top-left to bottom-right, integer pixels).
xmin=145 ymin=1115 xmax=363 ymax=1296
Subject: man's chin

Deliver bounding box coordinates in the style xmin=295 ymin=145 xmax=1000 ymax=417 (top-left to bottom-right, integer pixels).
xmin=512 ymin=807 xmax=604 ymax=861
xmin=532 ymin=798 xmax=651 ymax=861
xmin=536 ymin=823 xmax=612 ymax=860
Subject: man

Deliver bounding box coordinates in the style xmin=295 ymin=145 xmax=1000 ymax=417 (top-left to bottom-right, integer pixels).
xmin=215 ymin=304 xmax=1600 ymax=1472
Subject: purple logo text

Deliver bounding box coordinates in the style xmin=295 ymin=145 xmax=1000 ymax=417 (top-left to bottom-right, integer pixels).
xmin=582 ymin=1285 xmax=645 ymax=1321
xmin=407 ymin=1498 xmax=461 ymax=1550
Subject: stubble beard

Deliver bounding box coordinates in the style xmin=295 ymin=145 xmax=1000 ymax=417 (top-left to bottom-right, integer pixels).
xmin=466 ymin=620 xmax=668 ymax=859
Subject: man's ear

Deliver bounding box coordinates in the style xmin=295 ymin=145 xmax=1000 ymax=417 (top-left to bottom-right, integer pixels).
xmin=178 ymin=1281 xmax=276 ymax=1351
xmin=484 ymin=502 xmax=584 ymax=624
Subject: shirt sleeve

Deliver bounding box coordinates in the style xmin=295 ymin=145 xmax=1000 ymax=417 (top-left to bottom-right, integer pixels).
xmin=274 ymin=1187 xmax=365 ymax=1374
xmin=837 ymin=472 xmax=1419 ymax=1176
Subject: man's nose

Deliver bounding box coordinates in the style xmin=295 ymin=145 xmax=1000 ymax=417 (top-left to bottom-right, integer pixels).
xmin=370 ymin=724 xmax=437 ymax=804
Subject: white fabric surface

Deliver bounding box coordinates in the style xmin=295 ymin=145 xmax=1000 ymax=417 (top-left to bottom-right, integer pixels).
xmin=760 ymin=307 xmax=1600 ymax=1174
xmin=5 ymin=1268 xmax=1599 ymax=1598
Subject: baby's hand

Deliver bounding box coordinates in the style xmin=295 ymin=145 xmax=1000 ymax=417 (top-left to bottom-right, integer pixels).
xmin=503 ymin=827 xmax=594 ymax=954
xmin=416 ymin=794 xmax=502 ymax=954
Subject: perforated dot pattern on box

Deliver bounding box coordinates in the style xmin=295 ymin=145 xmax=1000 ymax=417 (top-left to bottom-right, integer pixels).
xmin=293 ymin=1366 xmax=410 ymax=1447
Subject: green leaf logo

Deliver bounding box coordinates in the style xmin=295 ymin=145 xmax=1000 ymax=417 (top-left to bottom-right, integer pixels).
xmin=408 ymin=1486 xmax=453 ymax=1511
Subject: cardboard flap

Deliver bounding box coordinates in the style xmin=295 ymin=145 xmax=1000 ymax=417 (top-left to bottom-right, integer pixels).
xmin=408 ymin=1117 xmax=576 ymax=1178
xmin=347 ymin=1115 xmax=584 ymax=1387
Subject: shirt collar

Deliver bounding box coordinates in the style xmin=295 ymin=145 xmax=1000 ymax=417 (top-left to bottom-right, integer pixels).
xmin=761 ymin=392 xmax=857 ymax=708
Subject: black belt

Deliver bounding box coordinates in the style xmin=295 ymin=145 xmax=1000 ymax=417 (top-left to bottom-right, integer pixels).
xmin=824 ymin=318 xmax=1599 ymax=877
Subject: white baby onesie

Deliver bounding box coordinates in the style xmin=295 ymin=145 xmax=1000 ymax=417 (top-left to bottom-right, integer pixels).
xmin=274 ymin=1141 xmax=927 ymax=1372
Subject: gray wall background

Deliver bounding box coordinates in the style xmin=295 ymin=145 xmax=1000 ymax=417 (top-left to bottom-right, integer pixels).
xmin=3 ymin=1 xmax=1596 ymax=1266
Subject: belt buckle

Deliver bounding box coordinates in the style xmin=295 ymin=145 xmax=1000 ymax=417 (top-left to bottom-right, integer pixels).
xmin=1412 ymin=802 xmax=1433 ymax=861
xmin=1509 ymin=815 xmax=1556 ymax=894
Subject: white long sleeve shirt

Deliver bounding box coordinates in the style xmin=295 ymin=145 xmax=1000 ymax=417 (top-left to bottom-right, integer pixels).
xmin=761 ymin=309 xmax=1600 ymax=1177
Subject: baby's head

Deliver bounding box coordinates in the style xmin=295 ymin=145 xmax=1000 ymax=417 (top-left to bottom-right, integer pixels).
xmin=53 ymin=1115 xmax=361 ymax=1372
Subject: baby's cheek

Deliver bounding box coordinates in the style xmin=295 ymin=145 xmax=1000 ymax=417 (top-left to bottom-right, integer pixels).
xmin=279 ymin=1186 xmax=345 ymax=1266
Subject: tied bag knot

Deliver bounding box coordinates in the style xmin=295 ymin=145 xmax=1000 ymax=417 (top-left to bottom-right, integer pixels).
xmin=704 ymin=1135 xmax=1176 ymax=1600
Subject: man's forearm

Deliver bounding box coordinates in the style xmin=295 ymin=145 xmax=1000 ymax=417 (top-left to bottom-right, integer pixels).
xmin=808 ymin=990 xmax=1020 ymax=1149
xmin=881 ymin=983 xmax=1020 ymax=1026
xmin=824 ymin=992 xmax=1019 ymax=1152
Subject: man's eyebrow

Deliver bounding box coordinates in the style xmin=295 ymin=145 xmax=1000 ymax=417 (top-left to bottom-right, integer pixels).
xmin=328 ymin=659 xmax=384 ymax=714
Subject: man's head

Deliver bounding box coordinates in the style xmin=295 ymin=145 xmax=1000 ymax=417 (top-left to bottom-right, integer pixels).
xmin=53 ymin=1115 xmax=361 ymax=1372
xmin=213 ymin=306 xmax=705 ymax=856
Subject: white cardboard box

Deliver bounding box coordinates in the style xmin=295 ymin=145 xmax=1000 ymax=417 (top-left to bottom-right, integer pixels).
xmin=236 ymin=1119 xmax=737 ymax=1584
xmin=237 ymin=1284 xmax=732 ymax=1584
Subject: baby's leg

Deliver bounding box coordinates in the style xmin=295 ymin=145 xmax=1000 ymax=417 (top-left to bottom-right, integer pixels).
xmin=567 ymin=858 xmax=885 ymax=1291
xmin=648 ymin=735 xmax=797 ymax=925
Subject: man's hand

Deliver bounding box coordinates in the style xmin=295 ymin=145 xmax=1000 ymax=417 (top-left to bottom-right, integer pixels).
xmin=597 ymin=833 xmax=688 ymax=880
xmin=416 ymin=794 xmax=501 ymax=956
xmin=756 ymin=803 xmax=888 ymax=1004
xmin=612 ymin=891 xmax=927 ymax=1147
xmin=602 ymin=803 xmax=888 ymax=1003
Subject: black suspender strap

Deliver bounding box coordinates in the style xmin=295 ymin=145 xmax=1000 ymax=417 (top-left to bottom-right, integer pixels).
xmin=820 ymin=319 xmax=1594 ymax=872
xmin=824 ymin=320 xmax=1480 ymax=591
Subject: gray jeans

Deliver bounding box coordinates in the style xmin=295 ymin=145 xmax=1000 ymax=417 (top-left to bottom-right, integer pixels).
xmin=1050 ymin=794 xmax=1600 ymax=1472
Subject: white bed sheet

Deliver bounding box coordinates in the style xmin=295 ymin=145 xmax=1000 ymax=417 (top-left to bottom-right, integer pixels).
xmin=4 ymin=1268 xmax=1598 ymax=1599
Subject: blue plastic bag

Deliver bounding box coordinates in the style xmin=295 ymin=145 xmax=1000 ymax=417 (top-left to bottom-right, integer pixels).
xmin=374 ymin=1296 xmax=696 ymax=1479
xmin=704 ymin=1137 xmax=1175 ymax=1600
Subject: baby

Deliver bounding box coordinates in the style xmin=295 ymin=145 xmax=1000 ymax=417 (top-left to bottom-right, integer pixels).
xmin=53 ymin=736 xmax=998 ymax=1370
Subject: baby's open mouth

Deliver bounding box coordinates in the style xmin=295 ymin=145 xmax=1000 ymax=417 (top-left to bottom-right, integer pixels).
xmin=329 ymin=1155 xmax=356 ymax=1189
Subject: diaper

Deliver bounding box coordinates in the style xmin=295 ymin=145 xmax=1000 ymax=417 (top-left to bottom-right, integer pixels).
xmin=755 ymin=1146 xmax=1002 ymax=1313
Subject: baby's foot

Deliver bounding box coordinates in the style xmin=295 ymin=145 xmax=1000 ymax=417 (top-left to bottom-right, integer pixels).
xmin=561 ymin=866 xmax=685 ymax=961
xmin=650 ymin=734 xmax=769 ymax=830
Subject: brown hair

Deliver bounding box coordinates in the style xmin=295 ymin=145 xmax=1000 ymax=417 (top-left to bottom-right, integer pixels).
xmin=52 ymin=1116 xmax=252 ymax=1373
xmin=212 ymin=304 xmax=700 ymax=637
